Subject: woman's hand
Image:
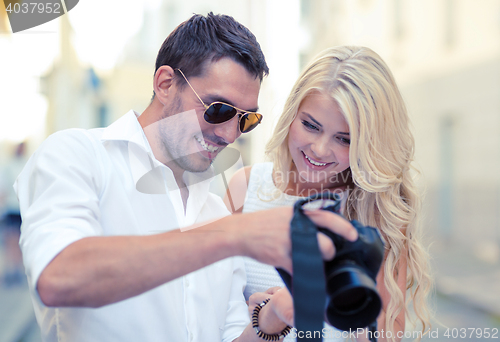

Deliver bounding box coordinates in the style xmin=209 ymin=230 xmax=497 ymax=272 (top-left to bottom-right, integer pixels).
xmin=248 ymin=287 xmax=294 ymax=327
xmin=267 ymin=287 xmax=294 ymax=327
xmin=247 ymin=286 xmax=281 ymax=315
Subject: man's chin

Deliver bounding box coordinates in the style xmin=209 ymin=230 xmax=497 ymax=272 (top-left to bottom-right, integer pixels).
xmin=190 ymin=163 xmax=213 ymax=173
xmin=180 ymin=156 xmax=213 ymax=174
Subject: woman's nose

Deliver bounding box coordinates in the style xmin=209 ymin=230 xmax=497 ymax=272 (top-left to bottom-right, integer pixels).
xmin=310 ymin=137 xmax=332 ymax=160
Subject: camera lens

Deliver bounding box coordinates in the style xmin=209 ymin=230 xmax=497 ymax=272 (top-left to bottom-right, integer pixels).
xmin=325 ymin=264 xmax=382 ymax=330
xmin=331 ymin=287 xmax=371 ymax=314
xmin=286 ymin=193 xmax=385 ymax=332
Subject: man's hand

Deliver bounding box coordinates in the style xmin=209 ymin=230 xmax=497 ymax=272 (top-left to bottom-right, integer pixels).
xmin=230 ymin=207 xmax=358 ymax=273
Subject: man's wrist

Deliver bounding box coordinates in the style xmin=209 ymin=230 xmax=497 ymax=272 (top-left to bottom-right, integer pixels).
xmin=218 ymin=214 xmax=247 ymax=257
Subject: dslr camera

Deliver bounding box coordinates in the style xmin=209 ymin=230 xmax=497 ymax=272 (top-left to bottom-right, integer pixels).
xmin=298 ymin=192 xmax=385 ymax=331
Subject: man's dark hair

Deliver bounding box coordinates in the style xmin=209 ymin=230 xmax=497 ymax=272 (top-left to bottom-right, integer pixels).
xmin=154 ymin=12 xmax=269 ymax=93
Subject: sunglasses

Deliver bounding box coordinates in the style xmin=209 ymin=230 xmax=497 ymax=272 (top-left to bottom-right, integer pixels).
xmin=176 ymin=69 xmax=263 ymax=133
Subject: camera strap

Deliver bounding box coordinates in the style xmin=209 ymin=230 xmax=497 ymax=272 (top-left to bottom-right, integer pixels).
xmin=277 ymin=194 xmax=379 ymax=342
xmin=276 ymin=202 xmax=326 ymax=342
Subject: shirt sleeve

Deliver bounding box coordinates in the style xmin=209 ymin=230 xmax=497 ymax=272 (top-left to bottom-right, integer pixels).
xmin=14 ymin=129 xmax=104 ymax=302
xmin=221 ymin=256 xmax=251 ymax=342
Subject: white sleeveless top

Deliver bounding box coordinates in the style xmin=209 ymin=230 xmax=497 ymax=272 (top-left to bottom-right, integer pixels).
xmin=242 ymin=162 xmax=346 ymax=342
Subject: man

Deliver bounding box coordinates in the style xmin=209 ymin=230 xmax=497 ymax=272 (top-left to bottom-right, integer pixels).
xmin=15 ymin=13 xmax=356 ymax=342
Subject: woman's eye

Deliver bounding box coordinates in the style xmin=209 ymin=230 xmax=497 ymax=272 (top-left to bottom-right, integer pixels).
xmin=301 ymin=120 xmax=318 ymax=131
xmin=338 ymin=137 xmax=351 ymax=145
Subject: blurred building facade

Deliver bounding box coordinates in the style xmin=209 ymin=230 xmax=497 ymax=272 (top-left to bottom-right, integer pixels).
xmin=299 ymin=0 xmax=500 ymax=261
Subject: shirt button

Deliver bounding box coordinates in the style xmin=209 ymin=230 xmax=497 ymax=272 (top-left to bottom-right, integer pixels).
xmin=189 ymin=332 xmax=194 ymax=340
xmin=185 ymin=279 xmax=190 ymax=287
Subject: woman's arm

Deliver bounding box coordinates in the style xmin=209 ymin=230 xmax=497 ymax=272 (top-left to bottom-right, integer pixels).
xmin=223 ymin=166 xmax=252 ymax=213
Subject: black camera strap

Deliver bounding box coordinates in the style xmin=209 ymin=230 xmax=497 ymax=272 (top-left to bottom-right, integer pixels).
xmin=277 ymin=194 xmax=379 ymax=342
xmin=276 ymin=202 xmax=326 ymax=342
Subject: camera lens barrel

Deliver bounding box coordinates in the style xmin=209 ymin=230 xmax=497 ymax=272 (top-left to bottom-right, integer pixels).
xmin=325 ymin=264 xmax=382 ymax=330
xmin=278 ymin=193 xmax=385 ymax=338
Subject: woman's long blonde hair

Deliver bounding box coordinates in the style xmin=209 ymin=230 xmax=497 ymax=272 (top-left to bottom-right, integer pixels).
xmin=266 ymin=46 xmax=432 ymax=340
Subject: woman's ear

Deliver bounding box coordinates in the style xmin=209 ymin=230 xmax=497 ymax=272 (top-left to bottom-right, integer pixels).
xmin=153 ymin=66 xmax=176 ymax=105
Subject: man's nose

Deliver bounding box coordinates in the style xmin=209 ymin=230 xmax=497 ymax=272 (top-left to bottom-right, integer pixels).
xmin=213 ymin=115 xmax=241 ymax=144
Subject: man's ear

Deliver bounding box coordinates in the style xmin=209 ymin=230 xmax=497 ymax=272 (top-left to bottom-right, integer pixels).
xmin=153 ymin=66 xmax=176 ymax=105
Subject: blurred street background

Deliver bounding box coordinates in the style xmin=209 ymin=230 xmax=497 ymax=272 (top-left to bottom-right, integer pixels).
xmin=1 ymin=0 xmax=500 ymax=341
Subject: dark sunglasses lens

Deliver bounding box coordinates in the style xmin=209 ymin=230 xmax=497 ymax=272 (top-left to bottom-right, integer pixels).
xmin=240 ymin=113 xmax=262 ymax=133
xmin=204 ymin=103 xmax=237 ymax=124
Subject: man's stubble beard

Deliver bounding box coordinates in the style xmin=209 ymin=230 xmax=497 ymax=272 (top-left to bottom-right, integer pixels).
xmin=158 ymin=95 xmax=213 ymax=173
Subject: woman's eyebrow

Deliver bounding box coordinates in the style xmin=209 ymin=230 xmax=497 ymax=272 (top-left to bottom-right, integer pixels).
xmin=304 ymin=112 xmax=322 ymax=127
xmin=304 ymin=112 xmax=350 ymax=135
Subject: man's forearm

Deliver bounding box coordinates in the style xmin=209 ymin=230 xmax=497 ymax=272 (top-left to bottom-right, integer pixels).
xmin=37 ymin=216 xmax=240 ymax=307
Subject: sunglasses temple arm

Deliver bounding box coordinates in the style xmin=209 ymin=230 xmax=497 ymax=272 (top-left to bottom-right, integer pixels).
xmin=176 ymin=69 xmax=209 ymax=110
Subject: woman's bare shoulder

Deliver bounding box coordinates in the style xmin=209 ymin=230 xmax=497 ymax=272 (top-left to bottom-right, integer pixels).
xmin=223 ymin=166 xmax=253 ymax=213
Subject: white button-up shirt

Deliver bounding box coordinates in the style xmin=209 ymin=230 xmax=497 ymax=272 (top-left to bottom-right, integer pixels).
xmin=15 ymin=110 xmax=249 ymax=342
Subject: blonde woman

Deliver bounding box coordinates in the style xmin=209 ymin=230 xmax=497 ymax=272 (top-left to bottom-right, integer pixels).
xmin=224 ymin=46 xmax=432 ymax=342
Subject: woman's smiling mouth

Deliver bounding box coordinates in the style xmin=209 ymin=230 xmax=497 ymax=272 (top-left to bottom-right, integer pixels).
xmin=302 ymin=151 xmax=334 ymax=167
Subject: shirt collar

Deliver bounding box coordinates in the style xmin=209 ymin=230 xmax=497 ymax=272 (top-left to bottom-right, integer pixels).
xmin=101 ymin=110 xmax=216 ymax=194
xmin=101 ymin=110 xmax=144 ymax=145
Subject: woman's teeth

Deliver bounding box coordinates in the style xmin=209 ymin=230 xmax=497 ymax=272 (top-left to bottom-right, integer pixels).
xmin=304 ymin=154 xmax=327 ymax=166
xmin=196 ymin=136 xmax=219 ymax=153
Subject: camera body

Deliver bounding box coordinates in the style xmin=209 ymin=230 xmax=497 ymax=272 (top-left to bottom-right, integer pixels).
xmin=300 ymin=194 xmax=385 ymax=331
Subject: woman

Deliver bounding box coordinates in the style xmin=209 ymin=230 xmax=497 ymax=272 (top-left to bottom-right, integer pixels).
xmin=225 ymin=46 xmax=432 ymax=342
